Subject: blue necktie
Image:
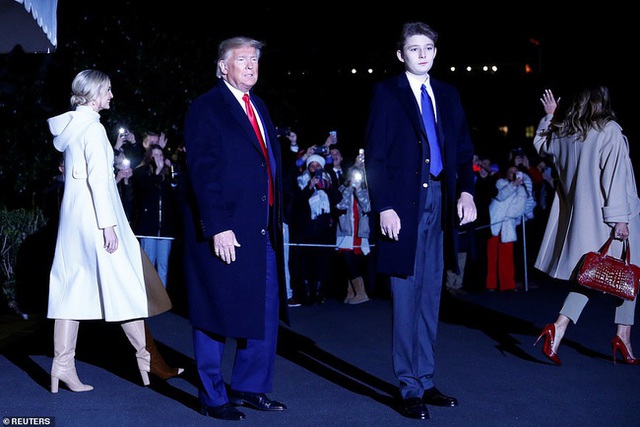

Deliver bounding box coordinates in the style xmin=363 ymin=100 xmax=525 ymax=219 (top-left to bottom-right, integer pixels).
xmin=421 ymin=84 xmax=443 ymax=177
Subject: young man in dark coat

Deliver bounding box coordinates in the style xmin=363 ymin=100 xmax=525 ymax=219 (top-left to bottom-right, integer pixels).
xmin=364 ymin=22 xmax=477 ymax=421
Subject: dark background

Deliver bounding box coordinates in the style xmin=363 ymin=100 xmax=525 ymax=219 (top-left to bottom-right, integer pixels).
xmin=0 ymin=2 xmax=636 ymax=208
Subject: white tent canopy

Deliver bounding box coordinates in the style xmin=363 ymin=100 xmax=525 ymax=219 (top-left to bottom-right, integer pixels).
xmin=0 ymin=0 xmax=57 ymax=53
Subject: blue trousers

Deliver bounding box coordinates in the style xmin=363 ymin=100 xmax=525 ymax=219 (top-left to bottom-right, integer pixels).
xmin=391 ymin=180 xmax=443 ymax=399
xmin=140 ymin=237 xmax=173 ymax=287
xmin=194 ymin=233 xmax=279 ymax=408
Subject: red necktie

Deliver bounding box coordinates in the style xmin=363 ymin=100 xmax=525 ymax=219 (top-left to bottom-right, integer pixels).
xmin=243 ymin=93 xmax=273 ymax=206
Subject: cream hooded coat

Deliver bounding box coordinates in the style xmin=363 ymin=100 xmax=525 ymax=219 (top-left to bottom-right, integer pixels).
xmin=47 ymin=106 xmax=148 ymax=321
xmin=533 ymin=115 xmax=640 ymax=280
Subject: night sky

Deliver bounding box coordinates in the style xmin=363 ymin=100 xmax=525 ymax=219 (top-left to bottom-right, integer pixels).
xmin=117 ymin=4 xmax=632 ymax=82
xmin=8 ymin=2 xmax=640 ymax=164
xmin=0 ymin=2 xmax=636 ymax=208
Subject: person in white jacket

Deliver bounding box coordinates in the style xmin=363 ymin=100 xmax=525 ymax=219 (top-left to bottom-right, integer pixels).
xmin=486 ymin=165 xmax=527 ymax=291
xmin=335 ymin=153 xmax=372 ymax=304
xmin=46 ymin=69 xmax=151 ymax=393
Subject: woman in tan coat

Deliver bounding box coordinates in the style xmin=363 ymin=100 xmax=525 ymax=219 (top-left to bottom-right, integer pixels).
xmin=533 ymin=86 xmax=640 ymax=366
xmin=47 ymin=69 xmax=152 ymax=392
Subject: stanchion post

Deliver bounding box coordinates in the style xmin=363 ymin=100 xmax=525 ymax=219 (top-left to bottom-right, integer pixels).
xmin=521 ymin=215 xmax=528 ymax=292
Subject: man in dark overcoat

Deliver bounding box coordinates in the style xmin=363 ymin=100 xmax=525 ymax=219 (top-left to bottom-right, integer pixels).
xmin=182 ymin=36 xmax=288 ymax=421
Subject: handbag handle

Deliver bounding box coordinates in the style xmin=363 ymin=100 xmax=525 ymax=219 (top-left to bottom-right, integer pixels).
xmin=599 ymin=236 xmax=631 ymax=265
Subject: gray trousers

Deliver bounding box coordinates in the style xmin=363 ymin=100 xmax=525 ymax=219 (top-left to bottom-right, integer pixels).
xmin=560 ymin=290 xmax=636 ymax=325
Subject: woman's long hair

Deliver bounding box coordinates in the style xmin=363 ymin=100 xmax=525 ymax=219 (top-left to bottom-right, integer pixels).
xmin=546 ymin=85 xmax=616 ymax=141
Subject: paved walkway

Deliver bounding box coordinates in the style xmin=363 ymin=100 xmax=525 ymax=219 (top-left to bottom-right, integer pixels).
xmin=1 ymin=271 xmax=638 ymax=426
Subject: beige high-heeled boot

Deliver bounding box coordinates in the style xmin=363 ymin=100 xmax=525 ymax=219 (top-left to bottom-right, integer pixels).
xmin=348 ymin=277 xmax=370 ymax=304
xmin=343 ymin=280 xmax=355 ymax=303
xmin=50 ymin=319 xmax=93 ymax=393
xmin=121 ymin=320 xmax=151 ymax=386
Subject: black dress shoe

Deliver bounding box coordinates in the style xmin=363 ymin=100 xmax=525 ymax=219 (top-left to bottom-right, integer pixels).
xmin=422 ymin=387 xmax=458 ymax=407
xmin=200 ymin=403 xmax=245 ymax=420
xmin=398 ymin=397 xmax=430 ymax=420
xmin=229 ymin=390 xmax=287 ymax=411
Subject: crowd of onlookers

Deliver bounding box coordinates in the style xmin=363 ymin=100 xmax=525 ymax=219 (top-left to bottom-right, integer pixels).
xmin=279 ymin=129 xmax=375 ymax=307
xmin=446 ymin=147 xmax=556 ymax=296
xmin=276 ymin=128 xmax=558 ymax=307
xmin=35 ymin=126 xmax=558 ymax=313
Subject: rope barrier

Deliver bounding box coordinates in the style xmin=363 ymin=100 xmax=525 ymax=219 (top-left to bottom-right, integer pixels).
xmin=285 ymin=215 xmax=531 ymax=291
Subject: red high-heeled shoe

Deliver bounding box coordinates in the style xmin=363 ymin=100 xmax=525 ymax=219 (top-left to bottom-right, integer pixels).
xmin=611 ymin=336 xmax=640 ymax=365
xmin=534 ymin=323 xmax=561 ymax=366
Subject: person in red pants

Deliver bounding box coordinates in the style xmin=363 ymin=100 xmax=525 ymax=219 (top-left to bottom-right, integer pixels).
xmin=486 ymin=165 xmax=528 ymax=291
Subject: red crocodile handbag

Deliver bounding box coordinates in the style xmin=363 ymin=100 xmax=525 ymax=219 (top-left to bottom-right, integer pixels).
xmin=577 ymin=236 xmax=639 ymax=301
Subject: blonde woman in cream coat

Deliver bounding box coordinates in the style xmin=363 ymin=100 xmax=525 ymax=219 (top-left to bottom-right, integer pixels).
xmin=533 ymin=86 xmax=640 ymax=366
xmin=47 ymin=69 xmax=151 ymax=392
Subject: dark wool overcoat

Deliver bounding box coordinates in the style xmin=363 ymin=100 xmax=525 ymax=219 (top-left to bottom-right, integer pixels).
xmin=364 ymin=74 xmax=476 ymax=277
xmin=182 ymin=79 xmax=288 ymax=339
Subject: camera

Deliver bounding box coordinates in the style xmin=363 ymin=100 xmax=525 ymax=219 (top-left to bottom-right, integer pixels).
xmin=315 ymin=146 xmax=329 ymax=156
xmin=515 ymin=171 xmax=524 ymax=180
xmin=314 ymin=168 xmax=324 ymax=179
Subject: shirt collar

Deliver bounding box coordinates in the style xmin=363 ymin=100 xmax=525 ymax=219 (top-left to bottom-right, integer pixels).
xmin=223 ymin=79 xmax=250 ymax=106
xmin=405 ymin=72 xmax=431 ymax=93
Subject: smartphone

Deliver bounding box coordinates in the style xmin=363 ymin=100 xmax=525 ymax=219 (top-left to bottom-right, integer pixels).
xmin=329 ymin=130 xmax=337 ymax=143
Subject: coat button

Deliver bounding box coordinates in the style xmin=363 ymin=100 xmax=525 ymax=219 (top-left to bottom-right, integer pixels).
xmin=423 ymin=182 xmax=428 ymax=188
xmin=262 ymin=195 xmax=267 ymax=202
xmin=425 ymin=158 xmax=430 ymax=164
xmin=261 ymin=229 xmax=267 ymax=235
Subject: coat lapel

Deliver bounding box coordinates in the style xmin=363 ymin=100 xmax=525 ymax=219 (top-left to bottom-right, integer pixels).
xmin=217 ymin=82 xmax=265 ymax=156
xmin=396 ymin=75 xmax=424 ymax=139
